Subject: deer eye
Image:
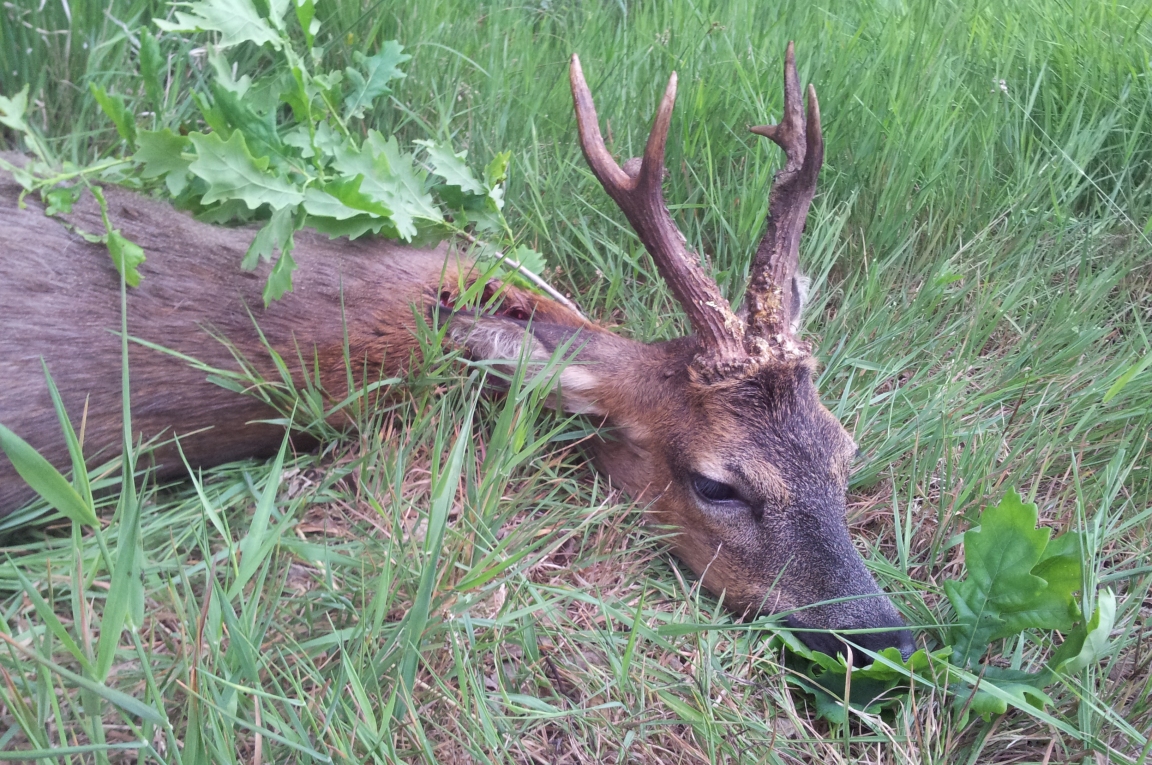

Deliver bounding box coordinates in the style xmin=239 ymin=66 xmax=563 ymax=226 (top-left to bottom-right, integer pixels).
xmin=691 ymin=474 xmax=739 ymax=503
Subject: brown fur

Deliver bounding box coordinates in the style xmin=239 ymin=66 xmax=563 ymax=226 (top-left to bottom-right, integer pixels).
xmin=0 ymin=173 xmax=580 ymax=509
xmin=0 ymin=168 xmax=911 ymax=659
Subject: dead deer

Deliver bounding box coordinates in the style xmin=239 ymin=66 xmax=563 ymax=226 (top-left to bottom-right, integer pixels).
xmin=0 ymin=44 xmax=912 ymax=661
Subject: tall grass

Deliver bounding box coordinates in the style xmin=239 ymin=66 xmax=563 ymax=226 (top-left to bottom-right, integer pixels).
xmin=1 ymin=0 xmax=1150 ymax=761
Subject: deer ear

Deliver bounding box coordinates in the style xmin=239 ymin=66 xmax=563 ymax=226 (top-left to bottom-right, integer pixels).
xmin=446 ymin=315 xmax=617 ymax=416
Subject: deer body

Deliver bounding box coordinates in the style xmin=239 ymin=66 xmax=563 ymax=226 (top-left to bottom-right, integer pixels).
xmin=0 ymin=170 xmax=592 ymax=506
xmin=0 ymin=46 xmax=913 ymax=660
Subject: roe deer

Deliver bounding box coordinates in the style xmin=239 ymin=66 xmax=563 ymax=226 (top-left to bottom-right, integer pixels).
xmin=0 ymin=44 xmax=913 ymax=661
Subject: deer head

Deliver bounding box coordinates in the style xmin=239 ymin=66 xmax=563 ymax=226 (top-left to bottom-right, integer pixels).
xmin=450 ymin=44 xmax=912 ymax=662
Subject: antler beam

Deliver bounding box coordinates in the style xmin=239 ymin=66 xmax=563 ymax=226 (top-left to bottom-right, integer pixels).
xmin=743 ymin=42 xmax=823 ymax=359
xmin=570 ymin=55 xmax=747 ymax=372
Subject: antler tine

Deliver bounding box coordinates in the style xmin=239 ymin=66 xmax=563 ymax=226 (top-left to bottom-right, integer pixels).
xmin=570 ymin=55 xmax=746 ymax=371
xmin=570 ymin=55 xmax=635 ymax=193
xmin=743 ymin=42 xmax=824 ymax=360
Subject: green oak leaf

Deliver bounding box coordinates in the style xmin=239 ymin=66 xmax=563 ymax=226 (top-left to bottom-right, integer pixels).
xmin=366 ymin=132 xmax=442 ymax=223
xmin=951 ymin=667 xmax=1053 ymax=724
xmin=947 ymin=489 xmax=1081 ymax=667
xmin=0 ymin=84 xmax=51 ymax=163
xmin=307 ymin=214 xmax=394 ymax=240
xmin=1020 ymin=531 xmax=1083 ymax=630
xmin=155 ymin=0 xmax=283 ymax=50
xmin=302 ymin=175 xmax=393 ymax=232
xmin=191 ymin=91 xmax=231 ymax=138
xmin=194 ymin=198 xmax=256 ymax=225
xmin=243 ymin=204 xmax=298 ymax=269
xmin=485 ymin=151 xmax=510 ymax=189
xmin=282 ymin=121 xmax=343 ymax=160
xmin=303 ymin=172 xmax=401 ymax=239
xmin=330 ymin=131 xmax=440 ymax=239
xmin=442 ymin=149 xmax=511 ymax=233
xmin=107 ymin=230 xmax=146 ymax=287
xmin=343 ymin=43 xmax=410 ymax=120
xmin=0 ymin=84 xmax=30 ymax=132
xmin=294 ymin=0 xmax=319 ymax=48
xmin=774 ymin=487 xmax=1100 ymax=725
xmin=312 ymin=121 xmax=345 ymax=159
xmin=209 ymin=82 xmax=284 ymax=164
xmin=1051 ymin=589 xmax=1116 ymax=674
xmin=281 ymin=125 xmax=315 ymax=158
xmin=263 ymin=248 xmax=297 ymax=305
xmin=790 ymin=646 xmax=948 ymax=724
xmin=507 ymin=244 xmax=546 ymax=275
xmin=89 ymin=84 xmax=136 ymax=144
xmin=476 ymin=244 xmax=548 ymax=289
xmin=790 ymin=671 xmax=895 ymax=725
xmin=188 ymin=130 xmax=304 ymax=210
xmin=467 ymin=208 xmax=504 ymax=234
xmin=484 ymin=150 xmax=511 ymax=213
xmin=417 ymin=140 xmax=485 ymax=196
xmin=773 ymin=626 xmax=949 ymax=724
xmin=266 ymin=0 xmax=290 ymax=33
xmin=43 ymin=185 xmax=83 ymax=216
xmin=278 ymin=66 xmax=310 ymax=122
xmin=944 ymin=577 xmax=1008 ymax=668
xmin=208 ymin=48 xmax=252 ymax=98
xmin=135 ymin=128 xmax=193 ymax=196
xmin=311 ymin=69 xmax=344 ymax=93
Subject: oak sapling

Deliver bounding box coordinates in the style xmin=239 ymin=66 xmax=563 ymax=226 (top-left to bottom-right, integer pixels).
xmin=2 ymin=0 xmax=543 ymax=306
xmin=782 ymin=489 xmax=1115 ymax=726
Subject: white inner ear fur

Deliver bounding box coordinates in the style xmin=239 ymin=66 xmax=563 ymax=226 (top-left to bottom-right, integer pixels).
xmin=448 ymin=317 xmax=606 ymax=416
xmin=790 ymin=273 xmax=811 ymax=335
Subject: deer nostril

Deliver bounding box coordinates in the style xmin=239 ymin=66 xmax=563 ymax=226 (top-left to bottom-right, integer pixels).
xmin=895 ymin=628 xmax=916 ymax=661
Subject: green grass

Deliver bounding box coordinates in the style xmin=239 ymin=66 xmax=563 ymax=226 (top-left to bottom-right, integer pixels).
xmin=2 ymin=0 xmax=1151 ymax=761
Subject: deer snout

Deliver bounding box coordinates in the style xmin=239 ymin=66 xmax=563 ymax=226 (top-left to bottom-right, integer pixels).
xmin=784 ymin=607 xmax=914 ymax=666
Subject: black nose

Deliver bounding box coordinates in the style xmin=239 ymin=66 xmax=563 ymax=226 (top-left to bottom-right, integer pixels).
xmin=785 ymin=615 xmax=915 ymax=666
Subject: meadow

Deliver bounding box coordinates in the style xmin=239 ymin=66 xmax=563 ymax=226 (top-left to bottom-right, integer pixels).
xmin=1 ymin=0 xmax=1150 ymax=762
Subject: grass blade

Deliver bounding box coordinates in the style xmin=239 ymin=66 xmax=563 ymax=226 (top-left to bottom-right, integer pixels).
xmin=229 ymin=430 xmax=291 ymax=600
xmin=0 ymin=424 xmax=97 ymax=527
xmin=396 ymin=395 xmax=476 ymax=717
xmin=0 ymin=633 xmax=165 ymax=725
xmin=1103 ymin=352 xmax=1152 ymax=404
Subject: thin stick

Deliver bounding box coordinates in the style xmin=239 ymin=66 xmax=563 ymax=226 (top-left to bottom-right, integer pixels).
xmin=458 ymin=231 xmax=587 ymax=320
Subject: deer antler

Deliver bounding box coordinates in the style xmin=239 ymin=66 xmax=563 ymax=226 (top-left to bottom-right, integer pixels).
xmin=570 ymin=55 xmax=747 ymax=376
xmin=569 ymin=45 xmax=822 ymax=377
xmin=743 ymin=42 xmax=823 ymax=360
